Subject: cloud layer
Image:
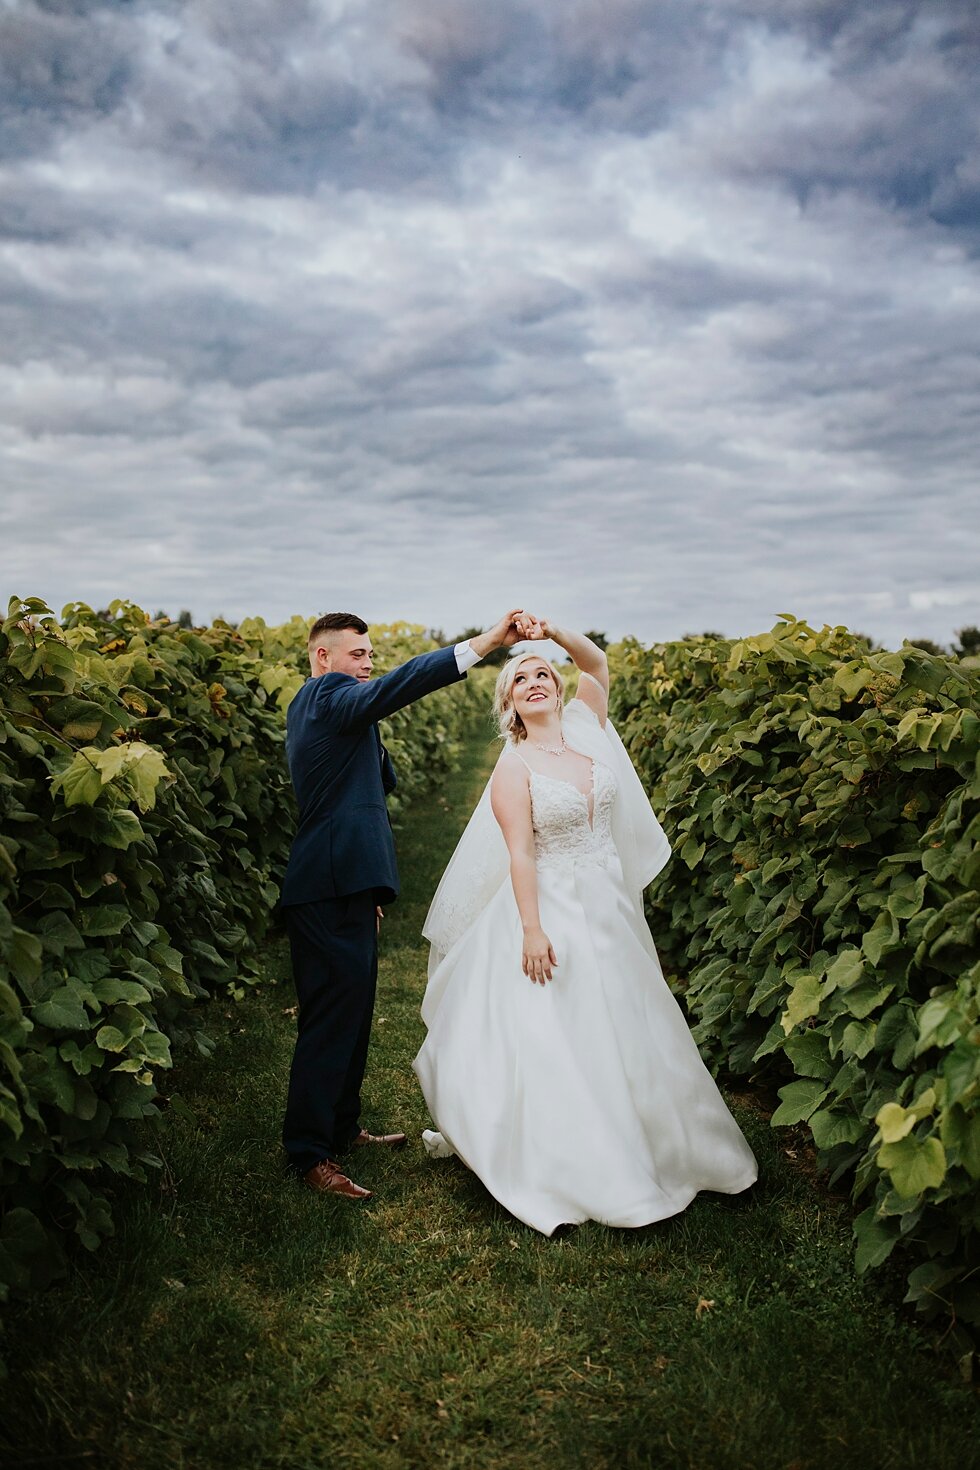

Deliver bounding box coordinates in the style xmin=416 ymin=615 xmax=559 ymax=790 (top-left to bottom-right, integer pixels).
xmin=1 ymin=0 xmax=978 ymax=645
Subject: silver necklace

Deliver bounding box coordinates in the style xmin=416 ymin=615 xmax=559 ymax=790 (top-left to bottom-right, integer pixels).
xmin=528 ymin=737 xmax=567 ymax=756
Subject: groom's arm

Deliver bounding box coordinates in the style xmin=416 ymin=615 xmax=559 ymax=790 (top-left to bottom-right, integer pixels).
xmin=313 ymin=610 xmax=524 ymax=732
xmin=318 ymin=646 xmax=465 ymax=732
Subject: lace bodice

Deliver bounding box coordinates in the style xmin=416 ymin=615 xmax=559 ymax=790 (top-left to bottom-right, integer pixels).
xmin=529 ymin=761 xmax=618 ymax=871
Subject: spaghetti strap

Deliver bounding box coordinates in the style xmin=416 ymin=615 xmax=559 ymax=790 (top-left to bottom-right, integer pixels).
xmin=508 ymin=747 xmax=534 ymax=773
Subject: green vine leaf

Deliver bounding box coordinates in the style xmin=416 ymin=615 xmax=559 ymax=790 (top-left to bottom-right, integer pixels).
xmin=878 ymin=1135 xmax=947 ymax=1197
xmin=32 ymin=988 xmax=90 ymax=1031
xmin=771 ymin=1078 xmax=829 ymax=1125
xmin=51 ymin=751 xmax=103 ymax=807
xmin=780 ymin=974 xmax=823 ymax=1035
xmin=876 ymin=1102 xmax=916 ymax=1144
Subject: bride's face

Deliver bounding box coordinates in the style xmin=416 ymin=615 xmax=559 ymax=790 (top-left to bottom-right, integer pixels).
xmin=511 ymin=660 xmax=559 ymax=719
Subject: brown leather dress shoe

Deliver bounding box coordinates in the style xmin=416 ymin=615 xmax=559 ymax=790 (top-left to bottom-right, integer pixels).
xmin=351 ymin=1128 xmax=408 ymax=1148
xmin=303 ymin=1159 xmax=372 ymax=1200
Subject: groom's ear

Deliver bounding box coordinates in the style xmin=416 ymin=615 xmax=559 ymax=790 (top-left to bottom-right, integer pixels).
xmin=310 ymin=640 xmax=331 ymax=675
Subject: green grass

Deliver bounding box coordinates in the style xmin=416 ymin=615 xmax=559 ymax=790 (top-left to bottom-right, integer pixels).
xmin=2 ymin=720 xmax=976 ymax=1470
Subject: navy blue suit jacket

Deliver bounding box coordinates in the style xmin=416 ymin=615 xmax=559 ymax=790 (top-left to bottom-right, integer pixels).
xmin=279 ymin=645 xmax=465 ymax=908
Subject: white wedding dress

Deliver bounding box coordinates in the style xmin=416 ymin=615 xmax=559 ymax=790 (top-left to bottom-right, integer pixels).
xmin=413 ymin=696 xmax=757 ymax=1235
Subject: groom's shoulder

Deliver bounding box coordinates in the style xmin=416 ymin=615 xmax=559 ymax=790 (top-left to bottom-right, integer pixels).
xmin=289 ymin=672 xmax=354 ymax=714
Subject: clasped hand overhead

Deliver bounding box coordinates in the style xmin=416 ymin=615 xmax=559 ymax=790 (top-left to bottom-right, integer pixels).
xmin=477 ymin=609 xmax=553 ymax=652
xmin=513 ymin=611 xmax=552 ymax=642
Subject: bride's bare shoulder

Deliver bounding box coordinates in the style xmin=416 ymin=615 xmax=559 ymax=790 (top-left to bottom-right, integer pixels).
xmin=490 ymin=748 xmax=531 ymax=802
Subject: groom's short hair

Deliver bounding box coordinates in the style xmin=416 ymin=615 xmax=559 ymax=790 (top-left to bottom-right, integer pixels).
xmin=308 ymin=612 xmax=369 ymax=647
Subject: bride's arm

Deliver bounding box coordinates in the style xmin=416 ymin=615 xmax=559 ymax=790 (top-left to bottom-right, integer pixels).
xmin=490 ymin=757 xmax=558 ymax=985
xmin=520 ymin=616 xmax=608 ymax=724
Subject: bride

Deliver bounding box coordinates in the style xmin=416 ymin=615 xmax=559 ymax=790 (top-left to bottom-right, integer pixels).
xmin=413 ymin=615 xmax=757 ymax=1235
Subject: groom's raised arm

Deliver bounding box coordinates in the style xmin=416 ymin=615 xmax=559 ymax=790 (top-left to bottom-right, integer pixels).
xmin=317 ymin=610 xmax=525 ymax=733
xmin=319 ymin=645 xmax=464 ymax=732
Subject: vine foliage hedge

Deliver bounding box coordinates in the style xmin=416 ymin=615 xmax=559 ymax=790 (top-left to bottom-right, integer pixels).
xmin=609 ymin=618 xmax=979 ymax=1339
xmin=0 ymin=597 xmax=476 ymax=1312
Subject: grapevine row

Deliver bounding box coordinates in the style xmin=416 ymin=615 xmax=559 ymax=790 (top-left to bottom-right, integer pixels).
xmin=0 ymin=597 xmax=479 ymax=1305
xmin=609 ymin=618 xmax=979 ymax=1342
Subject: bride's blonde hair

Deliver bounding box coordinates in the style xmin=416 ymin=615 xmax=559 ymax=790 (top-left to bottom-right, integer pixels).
xmin=493 ymin=653 xmax=565 ymax=745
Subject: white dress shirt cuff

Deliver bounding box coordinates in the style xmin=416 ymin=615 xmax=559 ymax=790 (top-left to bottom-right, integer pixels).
xmin=454 ymin=640 xmax=482 ymax=675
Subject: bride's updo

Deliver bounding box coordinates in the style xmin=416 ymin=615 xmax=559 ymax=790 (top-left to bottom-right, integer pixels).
xmin=493 ymin=653 xmax=565 ymax=744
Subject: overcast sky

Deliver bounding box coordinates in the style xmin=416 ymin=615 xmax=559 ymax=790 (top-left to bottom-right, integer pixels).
xmin=1 ymin=0 xmax=978 ymax=648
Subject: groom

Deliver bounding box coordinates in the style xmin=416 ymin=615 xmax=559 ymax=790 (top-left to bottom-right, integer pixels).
xmin=279 ymin=608 xmax=525 ymax=1199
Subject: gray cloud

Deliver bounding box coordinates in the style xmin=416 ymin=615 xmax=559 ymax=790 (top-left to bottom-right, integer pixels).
xmin=0 ymin=1 xmax=132 ymax=161
xmin=702 ymin=2 xmax=980 ymax=241
xmin=0 ymin=0 xmax=978 ymax=648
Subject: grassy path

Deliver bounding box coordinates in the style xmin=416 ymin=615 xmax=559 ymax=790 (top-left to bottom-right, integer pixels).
xmin=3 ymin=721 xmax=975 ymax=1470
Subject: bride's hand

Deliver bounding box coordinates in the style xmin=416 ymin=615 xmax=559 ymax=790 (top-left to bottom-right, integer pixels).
xmin=522 ymin=926 xmax=558 ymax=984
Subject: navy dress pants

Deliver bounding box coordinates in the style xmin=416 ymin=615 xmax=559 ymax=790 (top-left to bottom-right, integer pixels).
xmin=282 ymin=891 xmax=378 ymax=1175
